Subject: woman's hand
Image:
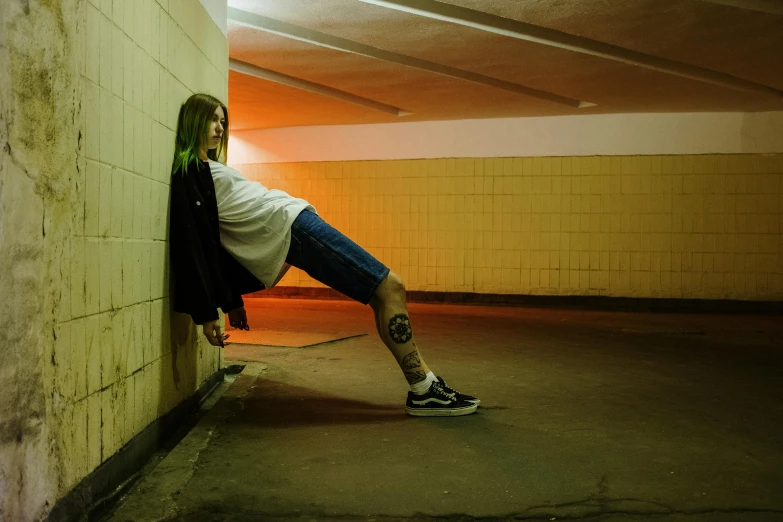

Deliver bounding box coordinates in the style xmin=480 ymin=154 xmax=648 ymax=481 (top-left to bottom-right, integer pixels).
xmin=228 ymin=307 xmax=250 ymax=330
xmin=202 ymin=320 xmax=229 ymax=347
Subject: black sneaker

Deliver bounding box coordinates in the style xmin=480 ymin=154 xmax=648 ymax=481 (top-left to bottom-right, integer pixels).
xmin=436 ymin=376 xmax=481 ymax=406
xmin=405 ymin=380 xmax=478 ymax=417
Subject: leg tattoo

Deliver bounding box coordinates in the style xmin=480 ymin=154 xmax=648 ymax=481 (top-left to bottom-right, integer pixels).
xmin=405 ymin=370 xmax=426 ymax=385
xmin=388 ymin=314 xmax=413 ymax=344
xmin=402 ymin=349 xmax=421 ymax=370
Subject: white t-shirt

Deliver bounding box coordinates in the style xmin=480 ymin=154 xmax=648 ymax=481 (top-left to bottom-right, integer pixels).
xmin=209 ymin=160 xmax=315 ymax=288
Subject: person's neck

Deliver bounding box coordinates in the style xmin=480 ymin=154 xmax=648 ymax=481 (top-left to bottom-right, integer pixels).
xmin=198 ymin=148 xmax=209 ymax=161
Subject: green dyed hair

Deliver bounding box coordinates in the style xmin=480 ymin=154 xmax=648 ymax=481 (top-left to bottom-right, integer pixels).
xmin=171 ymin=93 xmax=229 ymax=176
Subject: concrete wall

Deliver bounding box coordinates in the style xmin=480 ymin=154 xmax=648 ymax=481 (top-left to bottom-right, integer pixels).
xmin=230 ymin=154 xmax=783 ymax=301
xmin=0 ymin=0 xmax=228 ymax=519
xmin=199 ymin=0 xmax=227 ymax=36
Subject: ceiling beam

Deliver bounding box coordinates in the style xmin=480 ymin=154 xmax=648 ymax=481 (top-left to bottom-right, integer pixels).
xmin=229 ymin=58 xmax=410 ymax=116
xmin=227 ymin=7 xmax=595 ymax=109
xmin=700 ymin=0 xmax=783 ymax=16
xmin=358 ymin=0 xmax=783 ymax=101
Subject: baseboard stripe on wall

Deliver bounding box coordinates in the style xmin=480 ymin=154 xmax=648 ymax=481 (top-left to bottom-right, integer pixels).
xmin=45 ymin=369 xmax=226 ymax=522
xmin=249 ymin=287 xmax=783 ymax=314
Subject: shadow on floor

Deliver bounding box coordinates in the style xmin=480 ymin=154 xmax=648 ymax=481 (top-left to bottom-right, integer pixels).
xmin=230 ymin=379 xmax=409 ymax=428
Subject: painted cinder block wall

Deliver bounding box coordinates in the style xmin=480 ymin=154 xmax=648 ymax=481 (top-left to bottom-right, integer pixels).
xmin=0 ymin=0 xmax=228 ymax=519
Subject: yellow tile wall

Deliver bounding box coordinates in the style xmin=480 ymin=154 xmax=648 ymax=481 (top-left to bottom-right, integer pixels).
xmin=232 ymin=155 xmax=783 ymax=301
xmin=46 ymin=0 xmax=228 ymax=494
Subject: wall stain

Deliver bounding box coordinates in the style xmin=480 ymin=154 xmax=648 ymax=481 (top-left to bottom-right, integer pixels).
xmin=1 ymin=0 xmax=81 ymax=519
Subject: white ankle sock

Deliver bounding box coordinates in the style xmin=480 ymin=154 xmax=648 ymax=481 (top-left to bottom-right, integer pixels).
xmin=410 ymin=371 xmax=437 ymax=395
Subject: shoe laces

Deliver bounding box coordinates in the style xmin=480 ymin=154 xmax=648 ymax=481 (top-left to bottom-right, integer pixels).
xmin=430 ymin=381 xmax=457 ymax=401
xmin=437 ymin=378 xmax=460 ymax=397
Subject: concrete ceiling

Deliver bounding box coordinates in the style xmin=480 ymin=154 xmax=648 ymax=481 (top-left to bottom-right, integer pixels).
xmin=225 ymin=0 xmax=783 ymax=130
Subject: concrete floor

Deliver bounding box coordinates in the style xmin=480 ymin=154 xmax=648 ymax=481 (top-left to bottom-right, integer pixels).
xmin=105 ymin=298 xmax=783 ymax=521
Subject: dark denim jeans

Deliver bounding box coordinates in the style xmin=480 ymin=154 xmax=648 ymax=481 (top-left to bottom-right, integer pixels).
xmin=285 ymin=210 xmax=391 ymax=304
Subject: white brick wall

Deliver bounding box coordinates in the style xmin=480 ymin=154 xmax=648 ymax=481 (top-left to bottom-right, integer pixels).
xmin=50 ymin=0 xmax=228 ymax=492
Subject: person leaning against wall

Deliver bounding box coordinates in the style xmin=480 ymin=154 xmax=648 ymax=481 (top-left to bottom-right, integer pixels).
xmin=168 ymin=92 xmax=480 ymax=417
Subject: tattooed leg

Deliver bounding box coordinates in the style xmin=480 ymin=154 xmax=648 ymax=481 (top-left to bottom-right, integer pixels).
xmin=401 ymin=348 xmax=427 ymax=385
xmin=369 ymin=272 xmax=430 ymax=382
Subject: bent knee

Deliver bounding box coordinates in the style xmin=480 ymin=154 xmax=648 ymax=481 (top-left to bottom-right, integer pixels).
xmin=373 ymin=272 xmax=406 ymax=303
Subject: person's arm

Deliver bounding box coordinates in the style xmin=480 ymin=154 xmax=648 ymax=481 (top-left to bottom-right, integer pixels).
xmin=227 ymin=306 xmax=249 ymax=330
xmin=226 ymin=262 xmax=289 ymax=331
xmin=169 ymin=173 xmax=220 ymax=326
xmin=219 ymin=246 xmax=264 ymax=331
xmin=224 ymin=289 xmax=248 ymax=330
xmin=225 ymin=262 xmax=289 ymax=331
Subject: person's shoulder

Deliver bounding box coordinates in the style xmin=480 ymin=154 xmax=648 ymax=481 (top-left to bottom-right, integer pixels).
xmin=208 ymin=160 xmax=243 ymax=178
xmin=208 ymin=160 xmax=231 ymax=172
xmin=172 ymin=158 xmax=209 ymax=175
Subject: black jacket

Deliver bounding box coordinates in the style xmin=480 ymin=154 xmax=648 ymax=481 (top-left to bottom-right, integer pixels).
xmin=169 ymin=159 xmax=264 ymax=324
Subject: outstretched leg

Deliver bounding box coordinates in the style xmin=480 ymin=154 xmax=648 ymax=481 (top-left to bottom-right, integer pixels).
xmin=368 ymin=272 xmax=431 ymax=386
xmin=283 ymin=210 xmax=477 ymax=415
xmin=369 ymin=272 xmax=479 ymax=416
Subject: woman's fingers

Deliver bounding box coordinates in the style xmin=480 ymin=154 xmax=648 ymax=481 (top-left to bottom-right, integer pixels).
xmin=202 ymin=320 xmax=226 ymax=346
xmin=204 ymin=330 xmax=220 ymax=346
xmin=239 ymin=308 xmax=250 ymax=330
xmin=228 ymin=308 xmax=250 ymax=330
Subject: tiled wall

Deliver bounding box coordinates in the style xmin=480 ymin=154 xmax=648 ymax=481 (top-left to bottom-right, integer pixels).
xmin=47 ymin=0 xmax=228 ymax=494
xmin=232 ymin=155 xmax=782 ymax=301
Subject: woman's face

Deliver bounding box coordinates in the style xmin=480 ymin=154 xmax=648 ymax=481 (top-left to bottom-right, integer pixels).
xmin=205 ymin=105 xmax=225 ymax=151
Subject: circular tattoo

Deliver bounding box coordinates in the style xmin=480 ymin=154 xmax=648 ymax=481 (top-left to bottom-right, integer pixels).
xmin=388 ymin=314 xmax=413 ymax=344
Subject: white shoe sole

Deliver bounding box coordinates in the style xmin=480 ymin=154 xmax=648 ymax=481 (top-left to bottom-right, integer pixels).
xmin=405 ymin=404 xmax=478 ymax=417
